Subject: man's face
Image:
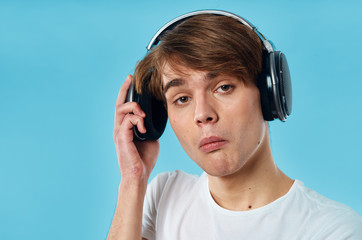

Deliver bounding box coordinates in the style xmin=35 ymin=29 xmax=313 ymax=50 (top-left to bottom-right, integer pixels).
xmin=162 ymin=63 xmax=268 ymax=177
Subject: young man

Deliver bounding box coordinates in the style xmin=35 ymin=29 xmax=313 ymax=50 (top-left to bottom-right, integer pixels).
xmin=108 ymin=11 xmax=362 ymax=240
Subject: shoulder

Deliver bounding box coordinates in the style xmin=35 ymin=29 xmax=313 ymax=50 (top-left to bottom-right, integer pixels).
xmin=148 ymin=170 xmax=200 ymax=191
xmin=295 ymin=180 xmax=359 ymax=216
xmin=294 ymin=180 xmax=362 ymax=239
xmin=150 ymin=169 xmax=199 ymax=183
xmin=145 ymin=170 xmax=201 ymax=204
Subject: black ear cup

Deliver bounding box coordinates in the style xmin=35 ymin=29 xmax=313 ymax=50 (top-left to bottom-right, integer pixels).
xmin=258 ymin=51 xmax=274 ymax=121
xmin=274 ymin=51 xmax=292 ymax=119
xmin=126 ymin=79 xmax=168 ymax=141
xmin=258 ymin=51 xmax=292 ymax=121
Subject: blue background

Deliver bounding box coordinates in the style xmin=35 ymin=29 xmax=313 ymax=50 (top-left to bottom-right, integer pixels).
xmin=1 ymin=0 xmax=361 ymax=239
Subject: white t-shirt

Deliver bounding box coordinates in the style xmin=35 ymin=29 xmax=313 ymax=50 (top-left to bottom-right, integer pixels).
xmin=142 ymin=170 xmax=362 ymax=240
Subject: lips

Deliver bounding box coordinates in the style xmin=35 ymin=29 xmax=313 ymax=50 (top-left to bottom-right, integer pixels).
xmin=199 ymin=136 xmax=228 ymax=153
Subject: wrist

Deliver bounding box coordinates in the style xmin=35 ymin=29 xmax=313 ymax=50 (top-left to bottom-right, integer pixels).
xmin=119 ymin=174 xmax=148 ymax=193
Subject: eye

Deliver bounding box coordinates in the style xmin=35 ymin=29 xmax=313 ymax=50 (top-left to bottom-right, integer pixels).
xmin=174 ymin=96 xmax=190 ymax=105
xmin=216 ymin=84 xmax=233 ymax=93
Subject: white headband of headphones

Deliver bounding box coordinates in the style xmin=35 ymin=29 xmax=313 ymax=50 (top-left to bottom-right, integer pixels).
xmin=146 ymin=10 xmax=275 ymax=53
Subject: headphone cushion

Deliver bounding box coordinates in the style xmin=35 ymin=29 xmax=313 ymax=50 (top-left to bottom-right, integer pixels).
xmin=258 ymin=51 xmax=275 ymax=121
xmin=274 ymin=52 xmax=292 ymax=118
xmin=126 ymin=82 xmax=168 ymax=141
xmin=136 ymin=90 xmax=168 ymax=141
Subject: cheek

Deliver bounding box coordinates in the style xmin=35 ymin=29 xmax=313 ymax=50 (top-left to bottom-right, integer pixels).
xmin=229 ymin=88 xmax=265 ymax=140
xmin=169 ymin=113 xmax=193 ymax=147
xmin=242 ymin=87 xmax=264 ymax=122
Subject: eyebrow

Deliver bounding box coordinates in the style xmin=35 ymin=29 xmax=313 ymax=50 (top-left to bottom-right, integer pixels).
xmin=163 ymin=78 xmax=185 ymax=95
xmin=162 ymin=72 xmax=219 ymax=95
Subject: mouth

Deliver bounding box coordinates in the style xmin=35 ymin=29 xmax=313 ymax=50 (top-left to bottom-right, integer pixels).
xmin=199 ymin=136 xmax=228 ymax=153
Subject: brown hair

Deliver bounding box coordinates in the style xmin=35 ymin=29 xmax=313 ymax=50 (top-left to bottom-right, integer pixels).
xmin=133 ymin=14 xmax=263 ymax=100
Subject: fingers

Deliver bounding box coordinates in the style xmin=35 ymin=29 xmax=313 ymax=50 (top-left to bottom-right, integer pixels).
xmin=113 ymin=113 xmax=146 ymax=143
xmin=115 ymin=75 xmax=132 ymax=107
xmin=113 ymin=75 xmax=147 ymax=142
xmin=114 ymin=101 xmax=146 ymax=130
xmin=123 ymin=113 xmax=146 ymax=134
xmin=114 ymin=75 xmax=144 ymax=129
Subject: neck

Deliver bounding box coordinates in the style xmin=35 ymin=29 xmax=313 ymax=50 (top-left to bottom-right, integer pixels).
xmin=207 ymin=128 xmax=294 ymax=211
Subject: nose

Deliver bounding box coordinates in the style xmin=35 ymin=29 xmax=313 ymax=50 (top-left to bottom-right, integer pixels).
xmin=194 ymin=96 xmax=218 ymax=125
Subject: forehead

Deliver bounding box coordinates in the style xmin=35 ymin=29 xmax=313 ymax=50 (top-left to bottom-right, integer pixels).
xmin=162 ymin=62 xmax=193 ymax=82
xmin=161 ymin=62 xmax=219 ymax=85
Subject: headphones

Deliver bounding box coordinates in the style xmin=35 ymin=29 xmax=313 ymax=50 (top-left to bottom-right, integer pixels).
xmin=126 ymin=10 xmax=292 ymax=141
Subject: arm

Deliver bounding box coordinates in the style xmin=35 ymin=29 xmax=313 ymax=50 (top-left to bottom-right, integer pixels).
xmin=107 ymin=75 xmax=159 ymax=240
xmin=107 ymin=178 xmax=148 ymax=240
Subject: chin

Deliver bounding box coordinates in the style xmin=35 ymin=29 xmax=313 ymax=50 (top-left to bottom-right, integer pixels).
xmin=203 ymin=166 xmax=241 ymax=178
xmin=197 ymin=152 xmax=245 ymax=177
